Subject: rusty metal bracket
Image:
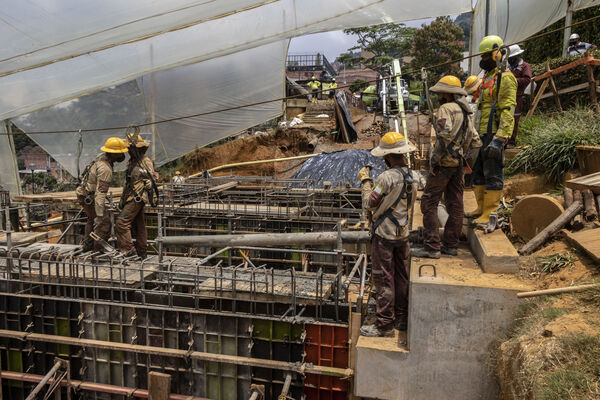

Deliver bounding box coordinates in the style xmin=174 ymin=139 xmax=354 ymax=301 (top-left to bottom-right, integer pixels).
xmin=418 ymin=264 xmax=437 ymax=278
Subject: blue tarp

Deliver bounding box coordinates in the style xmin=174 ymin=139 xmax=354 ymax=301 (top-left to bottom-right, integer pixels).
xmin=291 ymin=150 xmax=385 ymax=188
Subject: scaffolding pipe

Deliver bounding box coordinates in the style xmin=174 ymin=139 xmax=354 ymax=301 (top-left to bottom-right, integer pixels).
xmin=159 ymin=231 xmax=370 ymax=247
xmin=279 ymin=373 xmax=293 ymax=399
xmin=0 ymin=371 xmax=208 ymax=400
xmin=25 ymin=360 xmax=62 ymax=400
xmin=0 ymin=330 xmax=353 ymax=378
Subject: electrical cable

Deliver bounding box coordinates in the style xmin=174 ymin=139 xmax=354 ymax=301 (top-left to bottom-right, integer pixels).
xmin=3 ymin=12 xmax=600 ymax=137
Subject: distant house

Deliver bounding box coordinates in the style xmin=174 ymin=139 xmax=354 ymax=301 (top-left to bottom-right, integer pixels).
xmin=20 ymin=153 xmax=64 ymax=181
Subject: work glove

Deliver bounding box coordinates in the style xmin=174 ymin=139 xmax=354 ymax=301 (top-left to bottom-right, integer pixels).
xmin=485 ymin=137 xmax=504 ymax=160
xmin=357 ymin=166 xmax=372 ymax=183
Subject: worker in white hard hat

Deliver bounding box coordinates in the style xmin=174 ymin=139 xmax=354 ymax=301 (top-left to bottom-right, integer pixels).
xmin=567 ymin=33 xmax=596 ymax=56
xmin=356 ymin=132 xmax=416 ymax=337
xmin=507 ymin=44 xmax=532 ymax=146
xmin=172 ymin=171 xmax=185 ymax=184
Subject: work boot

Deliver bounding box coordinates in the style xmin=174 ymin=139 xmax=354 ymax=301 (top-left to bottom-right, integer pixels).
xmin=81 ymin=239 xmax=93 ymax=252
xmin=465 ymin=185 xmax=485 ymax=218
xmin=411 ymin=247 xmax=441 ymax=259
xmin=441 ymin=245 xmax=458 ymax=256
xmin=121 ymin=249 xmax=137 ymax=258
xmin=474 ymin=190 xmax=503 ymax=225
xmin=360 ymin=324 xmax=394 ymax=337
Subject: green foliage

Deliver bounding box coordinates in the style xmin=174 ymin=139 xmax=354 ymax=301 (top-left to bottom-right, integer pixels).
xmin=348 ymin=79 xmax=369 ymax=93
xmin=454 ymin=12 xmax=471 ymax=50
xmin=507 ymin=109 xmax=600 ymax=184
xmin=22 ymin=172 xmax=58 ymax=191
xmin=536 ymin=253 xmax=576 ymax=273
xmin=525 ymin=5 xmax=600 ymax=64
xmin=341 ymin=23 xmax=416 ymax=73
xmin=410 ymin=16 xmax=465 ymax=84
xmin=315 ymin=52 xmax=322 ymax=66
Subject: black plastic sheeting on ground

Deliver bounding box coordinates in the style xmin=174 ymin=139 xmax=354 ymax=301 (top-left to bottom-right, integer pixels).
xmin=291 ymin=150 xmax=386 ymax=188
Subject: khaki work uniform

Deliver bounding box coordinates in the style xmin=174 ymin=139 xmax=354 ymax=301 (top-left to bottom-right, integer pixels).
xmin=115 ymin=156 xmax=155 ymax=258
xmin=362 ymin=167 xmax=415 ymax=329
xmin=75 ymin=153 xmax=114 ymax=251
xmin=421 ymin=98 xmax=482 ymax=251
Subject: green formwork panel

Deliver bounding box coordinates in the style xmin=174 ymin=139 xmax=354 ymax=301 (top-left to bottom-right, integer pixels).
xmin=7 ymin=350 xmax=24 ymax=388
xmin=55 ymin=318 xmax=70 ymax=356
xmin=252 ymin=320 xmax=304 ymax=343
xmin=217 ymin=224 xmax=230 ymax=258
xmin=290 ymin=228 xmax=306 ymax=262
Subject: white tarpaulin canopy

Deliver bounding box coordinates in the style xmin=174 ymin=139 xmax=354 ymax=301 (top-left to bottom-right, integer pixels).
xmin=1 ymin=0 xmax=473 ymax=194
xmin=470 ymin=0 xmax=600 ymax=73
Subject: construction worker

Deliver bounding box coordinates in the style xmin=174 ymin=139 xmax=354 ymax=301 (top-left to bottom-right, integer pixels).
xmin=307 ymin=76 xmax=321 ymax=103
xmin=172 ymin=171 xmax=185 ymax=184
xmin=463 ymin=75 xmax=482 ymax=114
xmin=356 ymin=132 xmax=416 ymax=337
xmin=567 ymin=33 xmax=597 ymax=56
xmin=466 ymin=35 xmax=517 ymax=226
xmin=507 ymin=44 xmax=532 ymax=146
xmin=115 ymin=135 xmax=158 ymax=258
xmin=328 ymin=78 xmax=338 ymax=102
xmin=412 ymin=76 xmax=482 ymax=259
xmin=75 ymin=138 xmax=128 ymax=252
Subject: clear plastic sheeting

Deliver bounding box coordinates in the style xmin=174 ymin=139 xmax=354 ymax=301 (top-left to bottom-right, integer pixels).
xmin=12 ymin=40 xmax=287 ymax=177
xmin=0 ymin=124 xmax=21 ymax=195
xmin=470 ymin=0 xmax=600 ymax=74
xmin=0 ymin=0 xmax=471 ymax=120
xmin=291 ymin=150 xmax=386 ymax=188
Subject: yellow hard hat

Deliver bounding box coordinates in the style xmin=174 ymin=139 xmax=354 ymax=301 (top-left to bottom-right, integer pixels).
xmin=175 ymin=171 xmax=181 ymax=175
xmin=479 ymin=35 xmax=504 ymax=62
xmin=464 ymin=75 xmax=482 ymax=95
xmin=430 ymin=75 xmax=467 ymax=95
xmin=311 ymin=76 xmax=316 ymax=80
xmin=101 ymin=137 xmax=128 ymax=153
xmin=371 ymin=132 xmax=416 ymax=157
xmin=125 ymin=134 xmax=150 ymax=148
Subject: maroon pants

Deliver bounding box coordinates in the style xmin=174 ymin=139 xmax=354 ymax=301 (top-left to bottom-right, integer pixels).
xmin=509 ymin=95 xmax=526 ymax=144
xmin=371 ymin=235 xmax=410 ymax=328
xmin=115 ymin=200 xmax=147 ymax=257
xmin=78 ymin=195 xmax=110 ymax=252
xmin=420 ymin=166 xmax=464 ymax=251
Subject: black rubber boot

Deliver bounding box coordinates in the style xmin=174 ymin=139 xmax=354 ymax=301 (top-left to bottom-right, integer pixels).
xmin=360 ymin=324 xmax=394 ymax=337
xmin=411 ymin=247 xmax=441 ymax=259
xmin=441 ymin=246 xmax=458 ymax=256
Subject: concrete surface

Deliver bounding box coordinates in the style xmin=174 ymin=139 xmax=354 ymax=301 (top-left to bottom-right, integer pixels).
xmin=467 ymin=227 xmax=520 ymax=274
xmin=355 ymin=250 xmax=530 ymax=400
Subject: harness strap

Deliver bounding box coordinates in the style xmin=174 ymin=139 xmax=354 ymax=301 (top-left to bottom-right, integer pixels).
xmin=372 ymin=168 xmax=413 ymax=233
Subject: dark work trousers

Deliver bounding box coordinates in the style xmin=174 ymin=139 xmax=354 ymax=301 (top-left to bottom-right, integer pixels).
xmin=115 ymin=200 xmax=147 ymax=257
xmin=371 ymin=235 xmax=410 ymax=328
xmin=78 ymin=195 xmax=110 ymax=252
xmin=312 ymin=88 xmax=319 ymax=101
xmin=420 ymin=166 xmax=464 ymax=251
xmin=472 ymin=134 xmax=504 ymax=190
xmin=509 ymin=96 xmax=526 ymax=145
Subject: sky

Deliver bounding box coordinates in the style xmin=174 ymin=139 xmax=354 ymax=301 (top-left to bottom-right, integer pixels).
xmin=288 ymin=18 xmax=436 ymax=62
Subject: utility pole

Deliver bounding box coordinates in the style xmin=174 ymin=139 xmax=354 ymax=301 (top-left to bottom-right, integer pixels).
xmin=562 ymin=0 xmax=574 ymax=57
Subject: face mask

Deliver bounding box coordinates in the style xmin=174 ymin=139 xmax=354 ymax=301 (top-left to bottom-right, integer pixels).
xmin=508 ymin=57 xmax=519 ymax=67
xmin=479 ymin=58 xmax=496 ymax=71
xmin=439 ymin=97 xmax=449 ymax=105
xmin=384 ymin=158 xmax=391 ymax=168
xmin=115 ymin=153 xmax=126 ymax=163
xmin=569 ymin=41 xmax=577 ymax=46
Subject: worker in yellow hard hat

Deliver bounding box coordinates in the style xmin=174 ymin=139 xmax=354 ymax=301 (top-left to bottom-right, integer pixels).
xmin=412 ymin=76 xmax=482 ymax=259
xmin=328 ymin=77 xmax=338 ymax=102
xmin=466 ymin=35 xmax=517 ymax=226
xmin=356 ymin=131 xmax=416 ymax=337
xmin=463 ymin=75 xmax=482 ymax=113
xmin=76 ymin=137 xmax=128 ymax=252
xmin=307 ymin=75 xmax=321 ymax=103
xmin=172 ymin=170 xmax=185 ymax=184
xmin=116 ymin=133 xmax=157 ymax=258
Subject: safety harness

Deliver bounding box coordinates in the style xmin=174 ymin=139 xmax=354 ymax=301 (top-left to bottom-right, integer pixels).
xmin=372 ymin=167 xmax=414 ymax=234
xmin=78 ymin=157 xmax=103 ymax=205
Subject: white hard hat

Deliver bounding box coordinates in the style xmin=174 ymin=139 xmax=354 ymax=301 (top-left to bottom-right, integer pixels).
xmin=508 ymin=44 xmax=524 ymax=57
xmin=569 ymin=33 xmax=580 ymax=41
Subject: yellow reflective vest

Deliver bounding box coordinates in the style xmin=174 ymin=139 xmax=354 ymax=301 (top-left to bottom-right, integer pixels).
xmin=476 ymin=68 xmax=517 ymax=139
xmin=307 ymin=80 xmax=321 ymax=90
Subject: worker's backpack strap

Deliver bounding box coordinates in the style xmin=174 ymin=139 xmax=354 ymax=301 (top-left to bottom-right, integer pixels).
xmin=446 ymin=108 xmax=469 ymax=160
xmin=372 ymin=168 xmax=414 ymax=234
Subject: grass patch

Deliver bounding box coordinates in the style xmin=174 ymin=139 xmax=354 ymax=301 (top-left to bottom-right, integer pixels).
xmin=508 ymin=109 xmax=600 ymax=184
xmin=536 ymin=253 xmax=576 ymax=274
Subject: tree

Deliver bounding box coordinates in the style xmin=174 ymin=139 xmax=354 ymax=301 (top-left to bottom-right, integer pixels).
xmin=454 ymin=12 xmax=471 ymax=50
xmin=338 ymin=24 xmax=416 ymax=74
xmin=315 ymin=52 xmax=322 ymax=66
xmin=410 ymin=16 xmax=465 ymax=84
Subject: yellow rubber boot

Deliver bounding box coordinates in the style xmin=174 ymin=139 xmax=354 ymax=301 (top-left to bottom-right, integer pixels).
xmin=474 ymin=190 xmax=503 ymax=224
xmin=465 ymin=185 xmax=485 ymax=217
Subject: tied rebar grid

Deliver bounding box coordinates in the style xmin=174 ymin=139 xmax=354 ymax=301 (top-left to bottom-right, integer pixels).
xmin=0 ymin=244 xmax=359 ymax=324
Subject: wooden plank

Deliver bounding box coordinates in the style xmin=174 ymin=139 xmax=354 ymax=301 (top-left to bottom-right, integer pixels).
xmin=526 ymin=78 xmax=550 ymax=118
xmin=539 ymin=81 xmax=600 ymax=100
xmin=546 ymin=61 xmax=562 ymax=112
xmin=533 ymin=56 xmax=593 ymax=82
xmin=207 ymin=181 xmax=239 ymax=194
xmin=587 ymin=63 xmax=599 ymax=111
xmin=565 ymin=171 xmax=600 ymax=194
xmin=562 ymin=228 xmax=600 ymax=264
xmin=467 ymin=227 xmax=520 ymax=273
xmin=148 ymin=372 xmax=171 ymax=400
